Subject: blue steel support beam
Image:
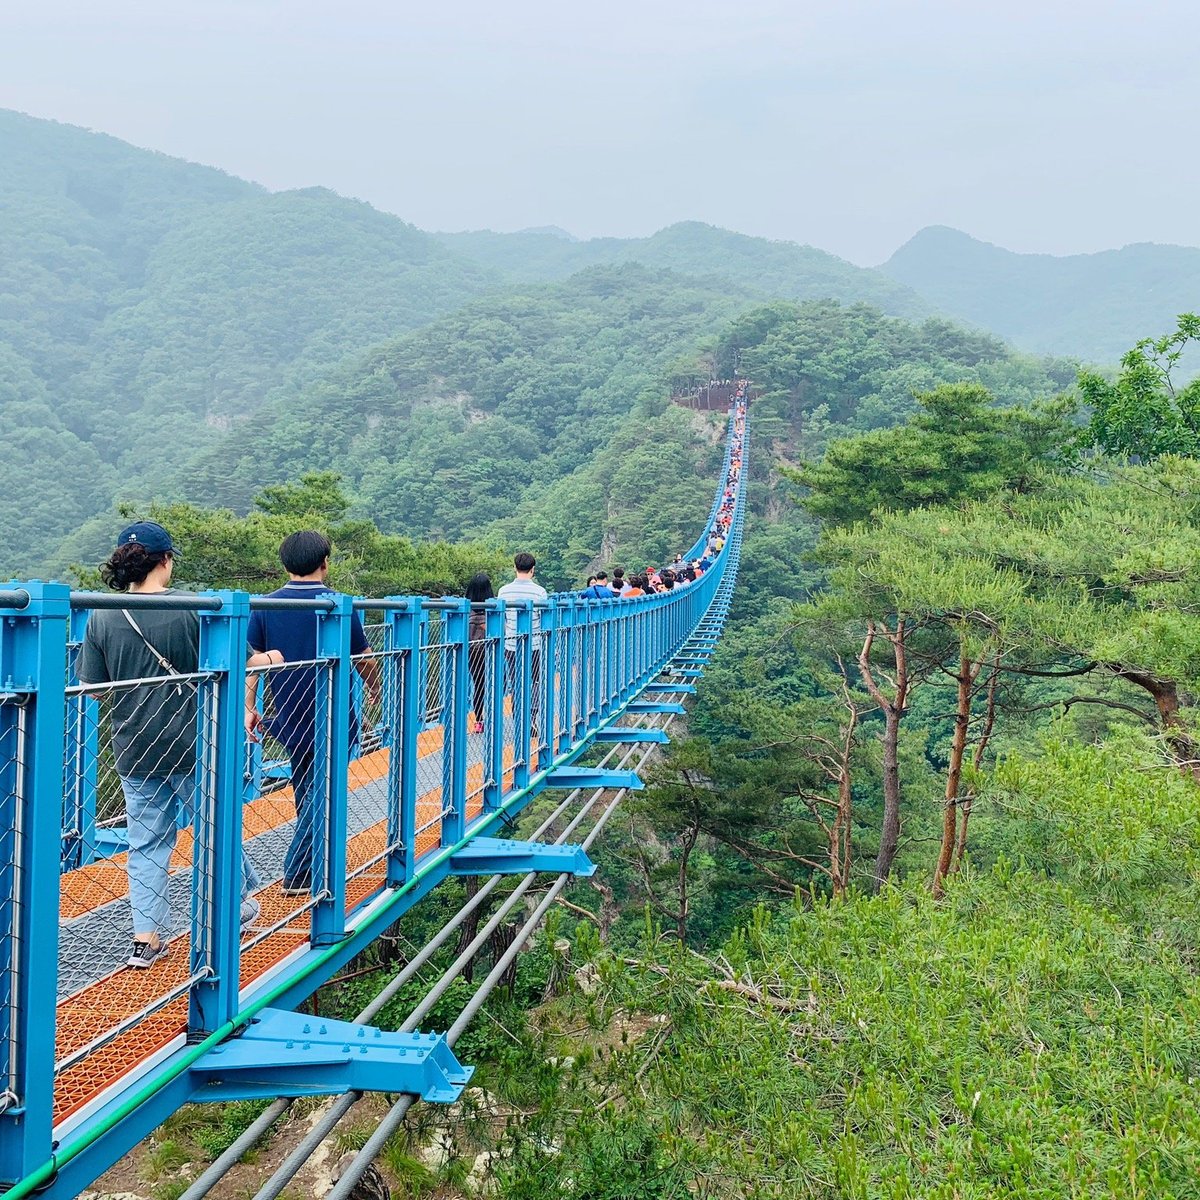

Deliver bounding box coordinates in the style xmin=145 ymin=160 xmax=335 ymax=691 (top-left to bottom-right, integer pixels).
xmin=593 ymin=728 xmax=670 ymax=744
xmin=386 ymin=600 xmax=422 ymax=886
xmin=0 ymin=583 xmax=69 ymax=1184
xmin=312 ymin=593 xmax=353 ymax=946
xmin=543 ymin=767 xmax=644 ymax=792
xmin=190 ymin=1009 xmax=471 ymax=1104
xmin=440 ymin=599 xmax=469 ymax=848
xmin=191 ymin=590 xmax=251 ymax=1036
xmin=447 ymin=837 xmax=595 ymax=877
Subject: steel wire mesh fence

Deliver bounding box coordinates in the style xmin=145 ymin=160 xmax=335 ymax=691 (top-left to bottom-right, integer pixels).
xmin=533 ymin=626 xmax=551 ymax=769
xmin=0 ymin=695 xmax=24 ymax=1112
xmin=242 ymin=656 xmax=334 ymax=940
xmin=465 ymin=628 xmax=500 ymax=817
xmin=56 ymin=670 xmax=223 ymax=1081
xmin=346 ymin=638 xmax=398 ymax=886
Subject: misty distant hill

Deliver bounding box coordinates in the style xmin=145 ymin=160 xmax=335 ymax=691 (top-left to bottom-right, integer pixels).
xmin=0 ymin=109 xmax=496 ymax=572
xmin=881 ymin=226 xmax=1200 ymax=364
xmin=436 ymin=222 xmax=932 ymax=320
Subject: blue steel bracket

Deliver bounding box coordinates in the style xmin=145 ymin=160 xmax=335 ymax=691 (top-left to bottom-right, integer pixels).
xmin=627 ymin=701 xmax=686 ymax=715
xmin=593 ymin=727 xmax=670 ymax=744
xmin=649 ymin=682 xmax=697 ymax=694
xmin=448 ymin=836 xmax=595 ymax=877
xmin=543 ymin=767 xmax=644 ymax=792
xmin=189 ymin=1009 xmax=472 ymax=1104
xmin=673 ymin=668 xmax=705 ymax=677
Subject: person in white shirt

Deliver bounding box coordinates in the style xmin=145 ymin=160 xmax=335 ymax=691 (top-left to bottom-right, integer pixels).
xmin=497 ymin=552 xmax=548 ymax=730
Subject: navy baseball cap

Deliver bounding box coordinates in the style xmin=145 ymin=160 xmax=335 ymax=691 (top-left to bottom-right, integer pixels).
xmin=116 ymin=521 xmax=177 ymax=556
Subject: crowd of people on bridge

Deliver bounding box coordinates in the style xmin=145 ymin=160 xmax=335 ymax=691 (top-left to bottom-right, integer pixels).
xmin=574 ymin=380 xmax=747 ymax=601
xmin=74 ymin=383 xmax=748 ymax=971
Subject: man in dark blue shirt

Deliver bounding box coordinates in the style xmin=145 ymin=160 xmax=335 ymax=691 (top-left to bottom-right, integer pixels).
xmin=245 ymin=531 xmax=380 ymax=895
xmin=580 ymin=571 xmax=615 ymax=600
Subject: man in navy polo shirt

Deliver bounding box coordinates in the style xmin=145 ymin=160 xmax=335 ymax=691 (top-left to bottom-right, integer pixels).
xmin=245 ymin=531 xmax=380 ymax=895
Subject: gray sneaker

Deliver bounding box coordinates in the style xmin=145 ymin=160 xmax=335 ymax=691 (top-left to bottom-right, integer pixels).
xmin=240 ymin=897 xmax=262 ymax=931
xmin=127 ymin=939 xmax=169 ymax=970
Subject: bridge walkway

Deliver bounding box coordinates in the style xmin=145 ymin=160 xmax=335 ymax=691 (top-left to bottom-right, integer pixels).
xmin=0 ymin=391 xmax=749 ymax=1199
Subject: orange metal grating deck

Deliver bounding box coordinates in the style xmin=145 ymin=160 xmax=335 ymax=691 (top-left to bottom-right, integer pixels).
xmin=53 ymin=728 xmax=519 ymax=1126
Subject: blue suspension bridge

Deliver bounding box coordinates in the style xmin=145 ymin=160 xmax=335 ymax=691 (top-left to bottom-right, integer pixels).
xmin=0 ymin=395 xmax=749 ymax=1199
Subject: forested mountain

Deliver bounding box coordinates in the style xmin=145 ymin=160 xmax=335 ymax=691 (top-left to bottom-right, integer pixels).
xmin=882 ymin=224 xmax=1200 ymax=364
xmin=0 ymin=109 xmax=497 ymax=573
xmin=436 ymin=221 xmax=932 ymax=319
xmin=134 ymin=281 xmax=1070 ymax=602
xmin=155 ymin=265 xmax=756 ymax=589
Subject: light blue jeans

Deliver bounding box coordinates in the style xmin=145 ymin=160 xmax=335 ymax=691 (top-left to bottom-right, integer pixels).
xmin=121 ymin=773 xmax=259 ymax=938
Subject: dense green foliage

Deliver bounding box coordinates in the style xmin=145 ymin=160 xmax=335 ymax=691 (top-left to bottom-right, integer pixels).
xmin=793 ymin=381 xmax=1073 ymax=524
xmin=1080 ymin=313 xmax=1200 ymax=459
xmin=0 ymin=109 xmax=495 ymax=573
xmin=495 ymin=732 xmax=1200 ymax=1198
xmin=81 ymin=473 xmax=511 ymax=598
xmin=461 ymin=317 xmax=1200 ymax=1197
xmin=883 ymin=224 xmax=1200 ymax=365
xmin=713 ymin=300 xmax=1077 ymax=460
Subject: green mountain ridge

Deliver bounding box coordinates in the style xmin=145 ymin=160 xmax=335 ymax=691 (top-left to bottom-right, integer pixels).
xmin=882 ymin=224 xmax=1200 ymax=364
xmin=0 ymin=110 xmax=499 ymax=572
xmin=435 ymin=221 xmax=933 ymax=320
xmin=5 ymin=106 xmax=1198 ymax=577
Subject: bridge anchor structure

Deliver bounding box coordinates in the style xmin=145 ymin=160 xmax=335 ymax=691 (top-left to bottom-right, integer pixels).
xmin=0 ymin=394 xmax=749 ymax=1199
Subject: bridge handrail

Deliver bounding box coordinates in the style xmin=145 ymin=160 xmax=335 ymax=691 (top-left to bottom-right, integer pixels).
xmin=0 ymin=395 xmax=749 ymax=1198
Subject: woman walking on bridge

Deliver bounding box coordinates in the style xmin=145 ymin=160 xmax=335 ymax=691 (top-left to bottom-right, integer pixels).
xmin=77 ymin=521 xmax=260 ymax=969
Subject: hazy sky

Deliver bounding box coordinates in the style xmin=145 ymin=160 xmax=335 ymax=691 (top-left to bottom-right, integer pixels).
xmin=3 ymin=0 xmax=1197 ymax=265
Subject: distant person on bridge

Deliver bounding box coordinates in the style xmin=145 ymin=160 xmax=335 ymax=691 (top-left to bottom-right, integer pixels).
xmin=77 ymin=521 xmax=261 ymax=970
xmin=244 ymin=531 xmax=381 ymax=897
xmin=580 ymin=572 xmax=614 ymax=599
xmin=464 ymin=572 xmax=494 ymax=734
xmin=498 ymin=552 xmax=548 ymax=735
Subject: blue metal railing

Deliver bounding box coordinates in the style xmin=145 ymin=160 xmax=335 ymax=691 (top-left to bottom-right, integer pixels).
xmin=0 ymin=398 xmax=748 ymax=1198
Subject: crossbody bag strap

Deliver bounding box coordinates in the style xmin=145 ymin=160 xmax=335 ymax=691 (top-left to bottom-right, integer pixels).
xmin=121 ymin=609 xmax=182 ymax=677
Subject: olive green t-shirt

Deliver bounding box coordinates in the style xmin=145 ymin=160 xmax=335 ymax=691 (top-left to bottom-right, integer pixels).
xmin=75 ymin=593 xmax=201 ymax=778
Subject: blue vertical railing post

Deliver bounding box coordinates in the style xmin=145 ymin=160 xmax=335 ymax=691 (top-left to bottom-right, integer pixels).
xmin=0 ymin=583 xmax=68 ymax=1185
xmin=385 ymin=600 xmax=422 ymax=886
xmin=627 ymin=599 xmax=638 ymax=693
xmin=441 ymin=600 xmax=469 ymax=846
xmin=538 ymin=600 xmax=560 ymax=771
xmin=574 ymin=601 xmax=590 ymax=740
xmin=312 ymin=594 xmax=352 ymax=945
xmin=484 ymin=600 xmax=505 ymax=812
xmin=191 ymin=590 xmax=250 ymax=1036
xmin=512 ymin=602 xmax=533 ymax=792
xmin=602 ymin=606 xmax=618 ymax=718
xmin=559 ymin=596 xmax=578 ymax=751
xmin=587 ymin=604 xmax=602 ymax=734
